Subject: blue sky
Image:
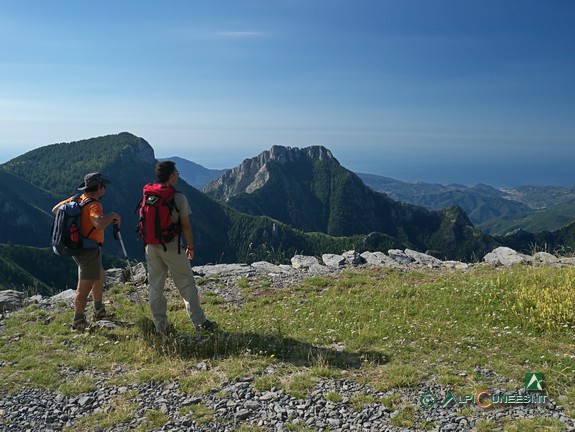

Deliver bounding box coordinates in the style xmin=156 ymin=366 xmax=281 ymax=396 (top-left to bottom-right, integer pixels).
xmin=0 ymin=0 xmax=573 ymax=186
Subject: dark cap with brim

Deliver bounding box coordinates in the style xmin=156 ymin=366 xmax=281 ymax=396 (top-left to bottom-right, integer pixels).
xmin=78 ymin=172 xmax=112 ymax=190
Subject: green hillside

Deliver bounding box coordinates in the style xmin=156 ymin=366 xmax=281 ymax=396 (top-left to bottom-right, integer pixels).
xmin=357 ymin=172 xmax=454 ymax=202
xmin=0 ymin=244 xmax=122 ymax=296
xmin=1 ymin=132 xmax=570 ymax=293
xmin=406 ymin=185 xmax=532 ymax=230
xmin=0 ymin=169 xmax=57 ymax=247
xmin=497 ymin=221 xmax=575 ymax=255
xmin=1 ymin=133 xmax=151 ymax=197
xmin=507 ymin=185 xmax=575 ymax=209
xmin=358 ymin=173 xmax=575 ymax=235
xmin=479 ymin=203 xmax=575 ymax=235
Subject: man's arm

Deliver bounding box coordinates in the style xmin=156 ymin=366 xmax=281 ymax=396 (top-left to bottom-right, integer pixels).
xmin=52 ymin=198 xmax=70 ymax=214
xmin=180 ymin=216 xmax=195 ymax=260
xmin=91 ymin=212 xmax=121 ymax=230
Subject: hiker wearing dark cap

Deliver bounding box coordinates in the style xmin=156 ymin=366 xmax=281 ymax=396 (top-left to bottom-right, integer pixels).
xmin=52 ymin=172 xmax=121 ymax=331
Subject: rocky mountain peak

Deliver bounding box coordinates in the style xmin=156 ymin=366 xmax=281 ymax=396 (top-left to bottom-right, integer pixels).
xmin=266 ymin=145 xmax=336 ymax=164
xmin=117 ymin=132 xmax=156 ymax=164
xmin=203 ymin=145 xmax=339 ymax=200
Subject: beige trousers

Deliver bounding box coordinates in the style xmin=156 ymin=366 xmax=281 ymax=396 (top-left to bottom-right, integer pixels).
xmin=146 ymin=240 xmax=206 ymax=332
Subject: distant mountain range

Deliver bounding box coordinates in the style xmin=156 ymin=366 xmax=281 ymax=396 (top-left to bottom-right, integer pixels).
xmin=357 ymin=173 xmax=575 ymax=235
xmin=1 ymin=133 xmax=574 ymax=292
xmin=162 ymin=156 xmax=575 ymax=237
xmin=158 ymin=156 xmax=227 ymax=189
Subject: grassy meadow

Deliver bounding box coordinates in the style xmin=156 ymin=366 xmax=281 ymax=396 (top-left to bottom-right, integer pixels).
xmin=1 ymin=264 xmax=574 ymax=431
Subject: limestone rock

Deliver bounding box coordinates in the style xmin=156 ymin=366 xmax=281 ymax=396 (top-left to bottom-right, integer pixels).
xmin=308 ymin=264 xmax=331 ymax=275
xmin=360 ymin=251 xmax=398 ymax=267
xmin=129 ymin=262 xmax=148 ymax=285
xmin=291 ymin=255 xmax=319 ymax=269
xmin=559 ymin=257 xmax=575 ymax=265
xmin=0 ymin=290 xmax=24 ymax=312
xmin=50 ymin=289 xmax=76 ymax=304
xmin=105 ymin=268 xmax=125 ymax=286
xmin=483 ymin=247 xmax=532 ymax=266
xmin=388 ymin=249 xmax=415 ymax=266
xmin=442 ymin=260 xmax=469 ymax=270
xmin=250 ymin=261 xmax=284 ymax=274
xmin=91 ymin=320 xmax=118 ymax=330
xmin=404 ymin=249 xmax=442 ymax=268
xmin=322 ymin=254 xmax=346 ymax=268
xmin=342 ymin=250 xmax=365 ymax=266
xmin=192 ymin=263 xmax=252 ymax=278
xmin=533 ymin=252 xmax=559 ymax=264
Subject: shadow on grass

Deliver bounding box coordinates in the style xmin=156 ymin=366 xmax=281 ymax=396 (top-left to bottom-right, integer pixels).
xmin=137 ymin=317 xmax=387 ymax=370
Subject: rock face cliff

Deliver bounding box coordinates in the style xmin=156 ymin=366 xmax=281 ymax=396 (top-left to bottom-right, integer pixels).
xmin=204 ymin=145 xmax=494 ymax=260
xmin=204 ymin=145 xmax=336 ymax=200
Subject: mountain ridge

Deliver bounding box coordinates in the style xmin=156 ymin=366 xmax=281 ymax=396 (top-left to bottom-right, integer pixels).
xmin=358 ymin=172 xmax=575 ymax=235
xmin=203 ymin=145 xmax=495 ymax=260
xmin=157 ymin=156 xmax=227 ymax=189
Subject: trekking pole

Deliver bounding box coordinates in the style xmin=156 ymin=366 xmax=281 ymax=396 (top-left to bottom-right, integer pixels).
xmin=113 ymin=223 xmax=148 ymax=319
xmin=113 ymin=223 xmax=133 ymax=281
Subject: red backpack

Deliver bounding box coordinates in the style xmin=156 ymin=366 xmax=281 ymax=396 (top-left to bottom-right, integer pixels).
xmin=136 ymin=183 xmax=182 ymax=252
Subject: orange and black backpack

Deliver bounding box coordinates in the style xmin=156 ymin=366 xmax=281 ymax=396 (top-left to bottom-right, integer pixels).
xmin=51 ymin=194 xmax=98 ymax=256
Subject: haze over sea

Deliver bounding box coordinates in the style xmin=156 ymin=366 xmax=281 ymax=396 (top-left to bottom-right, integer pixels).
xmin=0 ymin=1 xmax=573 ymax=187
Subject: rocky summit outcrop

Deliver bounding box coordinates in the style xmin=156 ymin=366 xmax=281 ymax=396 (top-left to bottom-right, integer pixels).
xmin=3 ymin=247 xmax=569 ymax=316
xmin=0 ymin=290 xmax=24 ymax=312
xmin=483 ymin=246 xmax=575 ymax=267
xmin=203 ymin=145 xmax=337 ymax=201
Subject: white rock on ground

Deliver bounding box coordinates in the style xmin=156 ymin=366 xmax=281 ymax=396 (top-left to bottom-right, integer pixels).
xmin=388 ymin=249 xmax=416 ymax=266
xmin=483 ymin=247 xmax=532 ymax=266
xmin=291 ymin=255 xmax=319 ymax=269
xmin=404 ymin=249 xmax=443 ymax=268
xmin=322 ymin=254 xmax=346 ymax=268
xmin=0 ymin=290 xmax=24 ymax=312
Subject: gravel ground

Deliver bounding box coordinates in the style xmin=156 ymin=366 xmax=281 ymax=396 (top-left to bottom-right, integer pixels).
xmin=1 ymin=372 xmax=572 ymax=431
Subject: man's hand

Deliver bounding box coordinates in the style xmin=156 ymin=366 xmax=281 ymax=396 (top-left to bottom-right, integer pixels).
xmin=111 ymin=213 xmax=121 ymax=228
xmin=186 ymin=245 xmax=195 ymax=260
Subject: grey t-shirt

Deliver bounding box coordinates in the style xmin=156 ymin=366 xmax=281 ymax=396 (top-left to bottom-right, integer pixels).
xmin=172 ymin=192 xmax=191 ymax=224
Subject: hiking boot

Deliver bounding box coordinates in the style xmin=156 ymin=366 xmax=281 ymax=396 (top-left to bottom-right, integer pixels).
xmin=94 ymin=307 xmax=110 ymax=321
xmin=195 ymin=319 xmax=218 ymax=333
xmin=72 ymin=315 xmax=88 ymax=331
xmin=156 ymin=322 xmax=176 ymax=337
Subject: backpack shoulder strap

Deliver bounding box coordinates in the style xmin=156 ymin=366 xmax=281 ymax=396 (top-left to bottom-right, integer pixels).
xmin=77 ymin=195 xmax=98 ymax=240
xmin=78 ymin=197 xmax=96 ymax=208
xmin=172 ymin=190 xmax=182 ymax=213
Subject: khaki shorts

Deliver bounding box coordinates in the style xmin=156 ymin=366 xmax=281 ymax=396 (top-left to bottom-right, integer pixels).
xmin=72 ymin=247 xmax=102 ymax=280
